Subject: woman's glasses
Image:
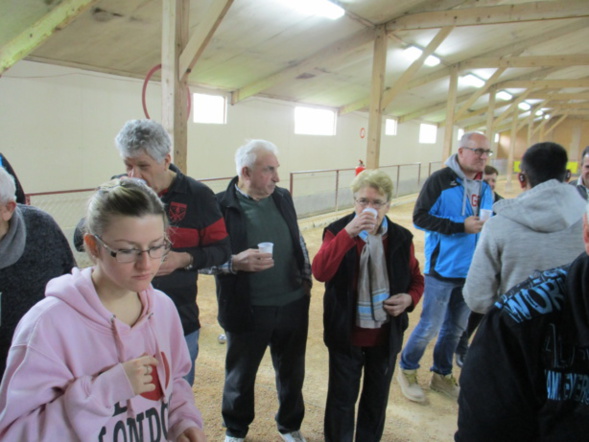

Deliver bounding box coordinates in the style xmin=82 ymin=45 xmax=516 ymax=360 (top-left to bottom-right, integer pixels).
xmin=94 ymin=235 xmax=171 ymax=263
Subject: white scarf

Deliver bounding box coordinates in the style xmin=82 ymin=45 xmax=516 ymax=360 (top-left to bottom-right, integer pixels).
xmin=356 ymin=217 xmax=390 ymax=329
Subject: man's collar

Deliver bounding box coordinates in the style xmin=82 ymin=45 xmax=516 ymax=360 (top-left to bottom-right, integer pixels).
xmin=235 ymin=183 xmax=255 ymax=200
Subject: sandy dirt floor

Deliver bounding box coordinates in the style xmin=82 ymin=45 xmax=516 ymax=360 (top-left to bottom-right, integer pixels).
xmin=193 ymin=179 xmax=522 ymax=442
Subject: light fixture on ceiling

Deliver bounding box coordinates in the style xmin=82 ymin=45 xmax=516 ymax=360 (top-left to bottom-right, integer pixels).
xmin=402 ymin=46 xmax=441 ymax=67
xmin=460 ymin=73 xmax=485 ymax=88
xmin=518 ymin=101 xmax=532 ymax=111
xmin=496 ymin=90 xmax=513 ymax=101
xmin=544 ymin=114 xmax=551 ymax=119
xmin=279 ymin=0 xmax=345 ymax=20
xmin=535 ymin=109 xmax=544 ymax=116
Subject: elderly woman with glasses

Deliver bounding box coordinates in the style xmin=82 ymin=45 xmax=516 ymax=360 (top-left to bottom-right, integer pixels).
xmin=0 ymin=178 xmax=207 ymax=442
xmin=312 ymin=169 xmax=424 ymax=442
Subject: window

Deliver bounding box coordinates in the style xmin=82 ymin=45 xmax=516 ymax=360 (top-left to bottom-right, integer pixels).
xmin=419 ymin=123 xmax=437 ymax=144
xmin=294 ymin=106 xmax=336 ymax=136
xmin=385 ymin=118 xmax=398 ymax=136
xmin=457 ymin=128 xmax=464 ymax=141
xmin=192 ymin=93 xmax=226 ymax=124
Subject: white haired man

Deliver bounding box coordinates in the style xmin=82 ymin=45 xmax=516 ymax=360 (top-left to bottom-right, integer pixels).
xmin=208 ymin=140 xmax=312 ymax=442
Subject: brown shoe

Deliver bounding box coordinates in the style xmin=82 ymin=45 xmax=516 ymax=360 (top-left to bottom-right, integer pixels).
xmin=397 ymin=368 xmax=426 ymax=403
xmin=430 ymin=372 xmax=460 ymax=399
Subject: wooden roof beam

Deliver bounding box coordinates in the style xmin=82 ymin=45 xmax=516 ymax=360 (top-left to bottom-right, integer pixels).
xmin=340 ymin=18 xmax=589 ymax=117
xmin=499 ymin=79 xmax=589 ymax=89
xmin=381 ymin=27 xmax=453 ymax=111
xmin=461 ymin=55 xmax=589 ymax=69
xmin=341 ymin=26 xmax=452 ymax=115
xmin=541 ymin=102 xmax=589 ymax=110
xmin=386 ymin=1 xmax=589 ymax=31
xmin=179 ymin=0 xmax=233 ymax=83
xmin=454 ymin=67 xmax=506 ymax=120
xmin=232 ymin=27 xmax=376 ymax=105
xmin=0 ymin=0 xmax=99 ymax=75
xmin=528 ymin=91 xmax=589 ymax=100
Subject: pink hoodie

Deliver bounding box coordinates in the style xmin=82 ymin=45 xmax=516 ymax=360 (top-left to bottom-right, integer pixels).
xmin=0 ymin=267 xmax=203 ymax=441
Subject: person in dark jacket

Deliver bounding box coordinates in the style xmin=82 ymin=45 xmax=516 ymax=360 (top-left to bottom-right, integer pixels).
xmin=312 ymin=169 xmax=424 ymax=442
xmin=456 ymin=201 xmax=589 ymax=441
xmin=0 ymin=167 xmax=75 ymax=378
xmin=209 ymin=139 xmax=311 ymax=442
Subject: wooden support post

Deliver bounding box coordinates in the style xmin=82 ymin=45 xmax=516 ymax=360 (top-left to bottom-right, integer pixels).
xmin=486 ymin=87 xmax=496 ymax=152
xmin=366 ymin=25 xmax=387 ymax=170
xmin=162 ymin=0 xmax=189 ymax=173
xmin=506 ymin=106 xmax=518 ymax=192
xmin=442 ymin=66 xmax=458 ymax=161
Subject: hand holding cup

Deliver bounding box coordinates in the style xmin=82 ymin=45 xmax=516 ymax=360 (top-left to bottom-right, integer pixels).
xmin=345 ymin=207 xmax=378 ymax=237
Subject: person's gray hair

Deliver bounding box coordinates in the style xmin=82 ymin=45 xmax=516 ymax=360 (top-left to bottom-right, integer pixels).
xmin=115 ymin=119 xmax=171 ymax=163
xmin=459 ymin=131 xmax=485 ymax=149
xmin=0 ymin=167 xmax=17 ymax=205
xmin=234 ymin=139 xmax=279 ymax=176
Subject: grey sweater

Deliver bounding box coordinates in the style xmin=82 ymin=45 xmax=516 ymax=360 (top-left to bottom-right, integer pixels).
xmin=463 ymin=179 xmax=586 ymax=313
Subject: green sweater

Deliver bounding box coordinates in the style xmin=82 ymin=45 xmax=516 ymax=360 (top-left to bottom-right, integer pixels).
xmin=238 ymin=193 xmax=304 ymax=306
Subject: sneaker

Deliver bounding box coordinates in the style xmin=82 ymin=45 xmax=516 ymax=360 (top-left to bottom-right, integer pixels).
xmin=279 ymin=430 xmax=307 ymax=442
xmin=396 ymin=368 xmax=426 ymax=403
xmin=224 ymin=436 xmax=244 ymax=442
xmin=430 ymin=372 xmax=460 ymax=399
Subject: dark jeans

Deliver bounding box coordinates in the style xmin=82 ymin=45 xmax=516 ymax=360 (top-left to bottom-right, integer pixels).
xmin=222 ymin=296 xmax=309 ymax=438
xmin=456 ymin=311 xmax=484 ymax=356
xmin=324 ymin=345 xmax=396 ymax=442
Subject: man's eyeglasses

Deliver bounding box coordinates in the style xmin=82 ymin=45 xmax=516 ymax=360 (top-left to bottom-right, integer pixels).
xmin=355 ymin=198 xmax=387 ymax=209
xmin=462 ymin=147 xmax=494 ymax=157
xmin=94 ymin=235 xmax=171 ymax=263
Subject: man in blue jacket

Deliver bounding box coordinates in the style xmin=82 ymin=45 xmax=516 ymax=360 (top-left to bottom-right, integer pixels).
xmin=397 ymin=132 xmax=493 ymax=402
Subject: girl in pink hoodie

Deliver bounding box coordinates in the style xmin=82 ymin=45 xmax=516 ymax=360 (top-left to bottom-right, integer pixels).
xmin=0 ymin=178 xmax=206 ymax=441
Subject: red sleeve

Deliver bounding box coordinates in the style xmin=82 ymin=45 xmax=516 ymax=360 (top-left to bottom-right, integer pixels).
xmin=311 ymin=229 xmax=356 ymax=282
xmin=199 ymin=216 xmax=229 ymax=245
xmin=406 ymin=242 xmax=424 ymax=310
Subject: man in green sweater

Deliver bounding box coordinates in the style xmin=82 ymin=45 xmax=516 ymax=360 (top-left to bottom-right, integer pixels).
xmin=209 ymin=140 xmax=312 ymax=442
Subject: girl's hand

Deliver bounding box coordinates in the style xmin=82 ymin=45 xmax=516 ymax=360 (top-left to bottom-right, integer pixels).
xmin=122 ymin=354 xmax=159 ymax=395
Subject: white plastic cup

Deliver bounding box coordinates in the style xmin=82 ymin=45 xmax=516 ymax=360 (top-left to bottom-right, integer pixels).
xmin=258 ymin=242 xmax=274 ymax=256
xmin=362 ymin=207 xmax=378 ymax=218
xmin=479 ymin=209 xmax=493 ymax=221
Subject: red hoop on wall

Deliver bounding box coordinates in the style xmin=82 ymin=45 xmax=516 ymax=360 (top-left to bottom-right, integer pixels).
xmin=142 ymin=64 xmax=192 ymax=120
xmin=360 ymin=127 xmax=366 ymax=139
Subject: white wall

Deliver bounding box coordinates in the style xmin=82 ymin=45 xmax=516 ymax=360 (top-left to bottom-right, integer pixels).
xmin=0 ymin=60 xmax=448 ymax=194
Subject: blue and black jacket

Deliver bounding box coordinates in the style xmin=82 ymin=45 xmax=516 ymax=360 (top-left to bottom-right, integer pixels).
xmin=413 ymin=165 xmax=493 ymax=280
xmin=457 ymin=253 xmax=589 ymax=440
